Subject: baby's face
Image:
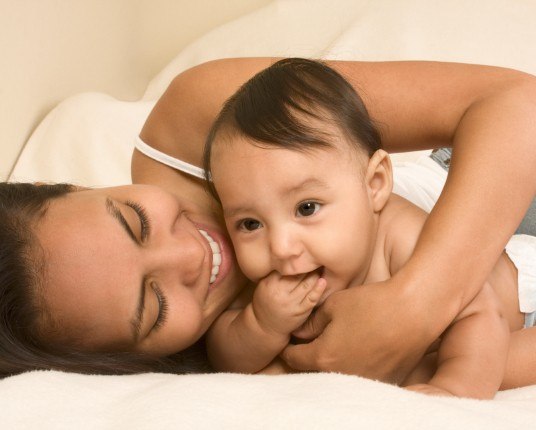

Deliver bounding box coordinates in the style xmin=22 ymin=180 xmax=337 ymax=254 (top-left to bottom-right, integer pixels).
xmin=210 ymin=136 xmax=382 ymax=301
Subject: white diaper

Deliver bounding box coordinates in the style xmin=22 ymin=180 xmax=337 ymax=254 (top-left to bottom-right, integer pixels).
xmin=504 ymin=234 xmax=536 ymax=328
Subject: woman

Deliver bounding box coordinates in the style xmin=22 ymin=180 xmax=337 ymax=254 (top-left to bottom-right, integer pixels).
xmin=134 ymin=58 xmax=536 ymax=386
xmin=1 ymin=58 xmax=535 ymax=387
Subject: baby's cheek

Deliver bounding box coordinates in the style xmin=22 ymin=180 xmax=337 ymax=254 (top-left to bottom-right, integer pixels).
xmin=234 ymin=243 xmax=271 ymax=282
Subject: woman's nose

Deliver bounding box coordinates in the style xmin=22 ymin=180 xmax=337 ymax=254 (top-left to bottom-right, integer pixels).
xmin=150 ymin=225 xmax=205 ymax=287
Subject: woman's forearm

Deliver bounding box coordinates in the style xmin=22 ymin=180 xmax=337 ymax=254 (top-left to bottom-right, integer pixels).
xmin=401 ymin=78 xmax=536 ymax=340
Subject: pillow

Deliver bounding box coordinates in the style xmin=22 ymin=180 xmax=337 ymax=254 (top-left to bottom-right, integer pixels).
xmin=9 ymin=93 xmax=154 ymax=186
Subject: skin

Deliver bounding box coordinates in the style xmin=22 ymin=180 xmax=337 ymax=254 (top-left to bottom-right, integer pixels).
xmin=133 ymin=58 xmax=536 ymax=385
xmin=31 ymin=58 xmax=536 ymax=386
xmin=204 ymin=137 xmax=375 ymax=371
xmin=35 ymin=185 xmax=247 ymax=356
xmin=208 ymin=131 xmax=523 ymax=398
xmin=213 ymin=137 xmax=380 ymax=297
xmin=206 ymin=134 xmax=392 ymax=373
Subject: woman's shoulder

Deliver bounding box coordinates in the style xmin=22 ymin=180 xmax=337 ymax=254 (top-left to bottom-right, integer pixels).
xmin=139 ymin=58 xmax=277 ymax=167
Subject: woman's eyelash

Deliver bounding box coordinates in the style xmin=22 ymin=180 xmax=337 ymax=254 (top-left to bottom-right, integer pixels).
xmin=125 ymin=200 xmax=151 ymax=241
xmin=151 ymin=283 xmax=169 ymax=330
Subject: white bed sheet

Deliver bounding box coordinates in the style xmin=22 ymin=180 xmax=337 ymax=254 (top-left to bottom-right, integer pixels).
xmin=5 ymin=0 xmax=536 ymax=428
xmin=3 ymin=371 xmax=536 ymax=429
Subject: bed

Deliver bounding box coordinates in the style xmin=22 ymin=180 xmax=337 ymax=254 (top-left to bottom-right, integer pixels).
xmin=4 ymin=0 xmax=536 ymax=428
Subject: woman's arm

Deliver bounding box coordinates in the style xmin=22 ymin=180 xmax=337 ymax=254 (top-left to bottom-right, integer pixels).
xmin=283 ymin=61 xmax=536 ymax=382
xmin=134 ymin=58 xmax=536 ymax=382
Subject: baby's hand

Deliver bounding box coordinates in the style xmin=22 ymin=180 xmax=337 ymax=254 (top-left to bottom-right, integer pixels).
xmin=252 ymin=271 xmax=326 ymax=337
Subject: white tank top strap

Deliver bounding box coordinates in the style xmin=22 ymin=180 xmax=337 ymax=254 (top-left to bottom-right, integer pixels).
xmin=134 ymin=136 xmax=207 ymax=180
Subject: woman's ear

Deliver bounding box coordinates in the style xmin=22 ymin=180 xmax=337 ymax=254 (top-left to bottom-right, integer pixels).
xmin=365 ymin=149 xmax=393 ymax=212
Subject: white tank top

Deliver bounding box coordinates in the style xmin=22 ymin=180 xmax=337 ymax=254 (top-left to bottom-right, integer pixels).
xmin=134 ymin=136 xmax=206 ymax=180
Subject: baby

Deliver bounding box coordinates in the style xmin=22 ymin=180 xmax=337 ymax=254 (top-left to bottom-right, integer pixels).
xmin=202 ymin=58 xmax=536 ymax=399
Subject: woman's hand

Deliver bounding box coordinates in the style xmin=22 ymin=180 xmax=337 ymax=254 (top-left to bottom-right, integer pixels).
xmin=281 ymin=277 xmax=434 ymax=384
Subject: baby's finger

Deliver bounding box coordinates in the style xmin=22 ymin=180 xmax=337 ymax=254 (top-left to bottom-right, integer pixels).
xmin=289 ymin=271 xmax=320 ymax=297
xmin=300 ymin=277 xmax=327 ymax=307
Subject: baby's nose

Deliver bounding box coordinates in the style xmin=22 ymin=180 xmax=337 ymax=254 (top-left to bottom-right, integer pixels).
xmin=269 ymin=228 xmax=302 ymax=259
xmin=269 ymin=230 xmax=306 ymax=275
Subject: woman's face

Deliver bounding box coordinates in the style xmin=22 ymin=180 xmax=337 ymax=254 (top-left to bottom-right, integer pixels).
xmin=35 ymin=184 xmax=246 ymax=356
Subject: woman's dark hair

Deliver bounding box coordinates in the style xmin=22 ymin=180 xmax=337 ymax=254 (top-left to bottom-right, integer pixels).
xmin=0 ymin=182 xmax=211 ymax=378
xmin=203 ymin=57 xmax=382 ymax=197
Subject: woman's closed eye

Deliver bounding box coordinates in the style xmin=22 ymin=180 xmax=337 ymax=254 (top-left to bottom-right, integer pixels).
xmin=151 ymin=283 xmax=168 ymax=331
xmin=125 ymin=200 xmax=151 ymax=242
xmin=237 ymin=218 xmax=263 ymax=232
xmin=296 ymin=201 xmax=321 ymax=217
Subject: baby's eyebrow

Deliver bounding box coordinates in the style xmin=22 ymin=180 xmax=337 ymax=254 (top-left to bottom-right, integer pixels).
xmin=222 ymin=177 xmax=328 ymax=218
xmin=281 ymin=177 xmax=328 ymax=194
xmin=223 ymin=205 xmax=250 ymax=219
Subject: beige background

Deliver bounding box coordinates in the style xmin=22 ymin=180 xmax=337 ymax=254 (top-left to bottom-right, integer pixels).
xmin=0 ymin=0 xmax=271 ymax=179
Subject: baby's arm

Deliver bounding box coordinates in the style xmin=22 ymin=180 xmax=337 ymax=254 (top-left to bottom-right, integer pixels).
xmin=405 ymin=282 xmax=509 ymax=399
xmin=207 ymin=272 xmax=325 ymax=373
xmin=502 ymin=326 xmax=536 ymax=389
xmin=384 ymin=195 xmax=509 ymax=398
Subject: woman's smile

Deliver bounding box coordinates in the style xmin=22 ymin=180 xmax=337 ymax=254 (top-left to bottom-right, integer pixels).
xmin=198 ymin=229 xmax=222 ymax=284
xmin=194 ymin=223 xmax=234 ymax=291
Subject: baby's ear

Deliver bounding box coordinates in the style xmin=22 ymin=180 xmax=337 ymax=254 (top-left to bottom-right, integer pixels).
xmin=365 ymin=149 xmax=393 ymax=212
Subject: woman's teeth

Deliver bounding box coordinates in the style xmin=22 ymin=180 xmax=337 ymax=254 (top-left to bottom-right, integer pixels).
xmin=199 ymin=230 xmax=221 ymax=284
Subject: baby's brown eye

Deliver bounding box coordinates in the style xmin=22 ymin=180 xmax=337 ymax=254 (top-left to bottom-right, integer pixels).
xmin=297 ymin=202 xmax=320 ymax=217
xmin=239 ymin=218 xmax=262 ymax=231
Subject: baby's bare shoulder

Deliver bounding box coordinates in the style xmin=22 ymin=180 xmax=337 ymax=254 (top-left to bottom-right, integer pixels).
xmin=381 ymin=194 xmax=428 ymax=275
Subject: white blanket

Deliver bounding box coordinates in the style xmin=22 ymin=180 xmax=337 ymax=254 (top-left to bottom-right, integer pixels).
xmin=6 ymin=0 xmax=536 ymax=428
xmin=3 ymin=371 xmax=536 ymax=429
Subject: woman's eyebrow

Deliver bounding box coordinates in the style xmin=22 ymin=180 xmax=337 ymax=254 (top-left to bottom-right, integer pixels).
xmin=105 ymin=197 xmax=139 ymax=245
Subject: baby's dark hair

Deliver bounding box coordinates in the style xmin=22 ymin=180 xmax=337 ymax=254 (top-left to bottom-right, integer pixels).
xmin=0 ymin=182 xmax=211 ymax=378
xmin=203 ymin=57 xmax=382 ymax=197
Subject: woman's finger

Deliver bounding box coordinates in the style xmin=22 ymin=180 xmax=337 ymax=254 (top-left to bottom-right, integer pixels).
xmin=280 ymin=342 xmax=320 ymax=371
xmin=291 ymin=303 xmax=331 ymax=339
